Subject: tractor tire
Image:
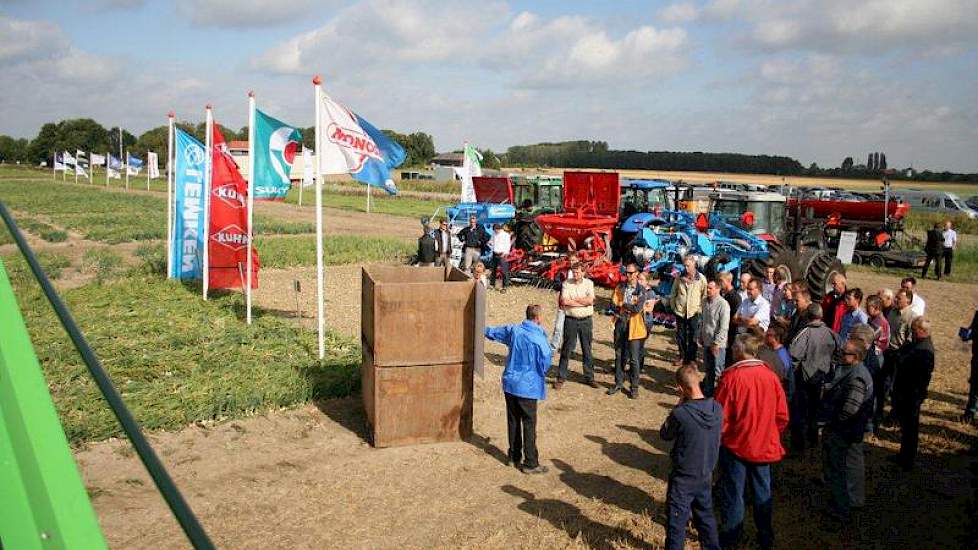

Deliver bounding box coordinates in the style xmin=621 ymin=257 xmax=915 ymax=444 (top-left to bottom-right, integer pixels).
xmin=515 ymin=220 xmax=543 ymax=252
xmin=704 ymin=253 xmax=731 ymax=282
xmin=745 ymin=241 xmax=802 ymax=284
xmin=803 ymin=251 xmax=845 ymax=302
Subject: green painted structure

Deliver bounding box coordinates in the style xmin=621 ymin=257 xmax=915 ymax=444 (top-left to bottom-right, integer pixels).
xmin=0 ymin=258 xmax=108 ymax=550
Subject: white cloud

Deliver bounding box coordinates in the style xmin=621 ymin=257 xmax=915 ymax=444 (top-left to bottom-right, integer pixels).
xmin=177 ymin=0 xmax=320 ymax=28
xmin=0 ymin=15 xmax=66 ymax=65
xmin=658 ymin=2 xmax=700 ymax=24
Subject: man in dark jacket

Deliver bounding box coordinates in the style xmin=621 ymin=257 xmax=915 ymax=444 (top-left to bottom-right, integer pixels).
xmin=961 ymin=310 xmax=978 ymax=423
xmin=416 ymin=223 xmax=436 ymax=266
xmin=719 ymin=272 xmax=741 ymax=368
xmin=819 ymin=336 xmax=874 ymax=522
xmin=788 ymin=304 xmax=840 ymax=453
xmin=458 ymin=215 xmax=490 ymax=272
xmin=485 ymin=304 xmax=553 ymax=474
xmin=921 ymin=223 xmax=944 ymax=279
xmin=661 ymin=364 xmax=722 ymax=550
xmin=890 ymin=317 xmax=934 ymax=470
xmin=433 ymin=218 xmax=453 ymax=266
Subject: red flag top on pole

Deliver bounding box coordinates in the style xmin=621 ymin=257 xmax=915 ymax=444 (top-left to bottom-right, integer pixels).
xmin=208 ymin=124 xmax=260 ymax=289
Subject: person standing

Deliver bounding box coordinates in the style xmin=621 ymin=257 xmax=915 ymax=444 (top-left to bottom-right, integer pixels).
xmin=787 ymin=286 xmax=812 ymax=344
xmin=434 ymin=218 xmax=453 ymax=267
xmin=670 ymin=256 xmax=708 ymax=365
xmin=737 ymin=272 xmax=752 ymax=303
xmin=819 ymin=337 xmax=874 ymax=522
xmin=822 ymin=273 xmax=848 ymax=334
xmin=921 ymin=223 xmax=944 ymax=280
xmin=788 ymin=304 xmax=839 ymax=453
xmin=488 ymin=224 xmax=512 ymax=292
xmin=484 ymin=304 xmax=553 ymax=474
xmin=889 ymin=317 xmax=934 ymax=471
xmin=660 ymin=364 xmax=723 ymax=550
xmin=719 ymin=272 xmax=742 ymax=369
xmin=771 ymin=276 xmax=795 ymax=328
xmin=900 ymin=277 xmax=926 ymax=317
xmin=550 ymin=252 xmax=580 ymax=357
xmin=555 ymin=263 xmax=596 ymax=389
xmin=878 ymin=288 xmax=896 ymax=320
xmin=761 ymin=266 xmax=777 ymax=303
xmin=714 ymin=333 xmax=789 ymax=550
xmin=838 ymin=288 xmax=868 ymax=342
xmin=759 ymin=324 xmax=793 ymax=401
xmin=416 ymin=223 xmax=436 ymax=267
xmin=458 ymin=215 xmax=489 ymax=272
xmin=733 ymin=278 xmax=771 ymax=334
xmin=960 ymin=310 xmax=978 ymax=424
xmin=942 ymin=220 xmax=957 ymax=278
xmin=700 ymin=280 xmax=730 ymax=397
xmin=610 ymin=264 xmax=648 ymax=398
xmin=864 ymin=295 xmax=891 ymax=433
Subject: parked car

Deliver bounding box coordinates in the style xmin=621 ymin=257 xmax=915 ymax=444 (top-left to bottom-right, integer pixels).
xmin=890 ymin=189 xmax=978 ymax=218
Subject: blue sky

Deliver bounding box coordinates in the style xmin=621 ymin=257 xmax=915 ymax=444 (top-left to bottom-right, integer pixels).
xmin=1 ymin=0 xmax=976 ymax=171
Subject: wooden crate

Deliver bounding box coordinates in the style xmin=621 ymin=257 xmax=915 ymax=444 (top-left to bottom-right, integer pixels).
xmin=362 ymin=346 xmax=473 ymax=447
xmin=361 ymin=266 xmax=476 ymax=367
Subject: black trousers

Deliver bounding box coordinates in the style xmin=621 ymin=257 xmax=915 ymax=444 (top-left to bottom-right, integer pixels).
xmin=505 ymin=393 xmax=539 ymax=468
xmin=874 ymin=351 xmax=897 ymax=427
xmin=898 ymin=398 xmax=923 ymax=466
xmin=557 ymin=316 xmax=594 ymax=381
xmin=490 ymin=253 xmax=510 ymax=288
xmin=943 ymin=247 xmax=953 ymax=275
xmin=675 ymin=313 xmax=700 ymax=363
xmin=790 ymin=371 xmax=823 ymax=452
xmin=614 ymin=321 xmax=643 ymax=391
xmin=921 ymin=252 xmax=942 ymax=279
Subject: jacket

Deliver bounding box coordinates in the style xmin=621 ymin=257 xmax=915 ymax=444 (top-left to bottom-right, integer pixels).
xmin=722 ymin=288 xmax=742 ymax=348
xmin=485 ymin=321 xmax=552 ymax=400
xmin=660 ymin=398 xmax=723 ymax=481
xmin=434 ymin=228 xmax=453 ymax=255
xmin=789 ymin=319 xmax=839 ymax=383
xmin=670 ymin=272 xmax=707 ymax=319
xmin=700 ymin=295 xmax=730 ymax=348
xmin=458 ymin=225 xmax=490 ymax=249
xmin=892 ymin=336 xmax=935 ymax=408
xmin=822 ymin=291 xmax=847 ymax=333
xmin=924 ymin=228 xmax=943 ymax=255
xmin=613 ymin=283 xmax=649 ymax=341
xmin=417 ymin=233 xmax=436 ymax=263
xmin=820 ymin=362 xmax=874 ymax=443
xmin=714 ymin=358 xmax=789 ymax=463
xmin=888 ymin=306 xmax=916 ymax=349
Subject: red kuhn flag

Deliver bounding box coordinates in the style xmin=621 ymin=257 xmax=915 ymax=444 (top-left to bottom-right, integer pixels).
xmin=208 ymin=124 xmax=259 ymax=289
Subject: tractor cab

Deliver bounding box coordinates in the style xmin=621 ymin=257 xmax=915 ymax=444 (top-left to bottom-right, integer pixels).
xmin=709 ymin=190 xmax=787 ymax=241
xmin=512 ymin=175 xmax=563 ymax=216
xmin=613 ymin=179 xmax=671 ymax=261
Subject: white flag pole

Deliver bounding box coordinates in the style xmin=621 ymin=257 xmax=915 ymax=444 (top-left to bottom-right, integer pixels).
xmin=52 ymin=151 xmax=55 ymax=179
xmin=203 ymin=105 xmax=213 ymax=300
xmin=105 ymin=152 xmax=109 ymax=186
xmin=74 ymin=150 xmax=79 ymax=185
xmin=125 ymin=149 xmax=130 ymax=190
xmin=166 ymin=113 xmax=175 ymax=278
xmin=366 ymin=177 xmax=371 ymax=213
xmin=246 ymin=92 xmax=256 ymax=325
xmin=298 ymin=147 xmax=304 ymax=207
xmin=147 ymin=152 xmax=151 ymax=190
xmin=313 ymin=75 xmax=325 ymax=360
xmin=62 ymin=152 xmax=66 ymax=181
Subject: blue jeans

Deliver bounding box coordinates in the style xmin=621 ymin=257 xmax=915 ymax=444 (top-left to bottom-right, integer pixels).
xmin=703 ymin=345 xmax=726 ymax=397
xmin=666 ymin=478 xmax=720 ymax=550
xmin=716 ymin=447 xmax=774 ymax=549
xmin=966 ymin=359 xmax=978 ymax=416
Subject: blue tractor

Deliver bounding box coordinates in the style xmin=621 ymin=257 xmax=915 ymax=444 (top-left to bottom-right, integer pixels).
xmin=613 ymin=179 xmax=672 ymax=262
xmin=443 ymin=176 xmax=516 ymax=267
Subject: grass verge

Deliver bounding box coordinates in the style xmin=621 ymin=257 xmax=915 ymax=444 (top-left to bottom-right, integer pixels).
xmin=282 ymin=185 xmax=447 ymax=220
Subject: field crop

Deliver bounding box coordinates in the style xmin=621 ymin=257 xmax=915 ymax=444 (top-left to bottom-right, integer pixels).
xmin=4 ymin=259 xmax=360 ymax=443
xmin=282 ymin=184 xmax=447 ymax=220
xmin=256 ymin=234 xmax=415 ymax=268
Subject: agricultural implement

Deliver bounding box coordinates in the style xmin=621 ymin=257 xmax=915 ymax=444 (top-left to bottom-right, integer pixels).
xmin=443 ymin=176 xmax=516 ymax=266
xmin=510 ymin=174 xmax=563 ymax=251
xmin=614 ymin=178 xmax=672 ymax=261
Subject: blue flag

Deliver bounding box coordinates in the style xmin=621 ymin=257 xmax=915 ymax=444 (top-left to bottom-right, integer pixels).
xmin=127 ymin=153 xmax=144 ymax=169
xmin=170 ymin=128 xmax=207 ymax=279
xmin=108 ymin=154 xmax=123 ymax=169
xmin=349 ymin=115 xmax=406 ymax=194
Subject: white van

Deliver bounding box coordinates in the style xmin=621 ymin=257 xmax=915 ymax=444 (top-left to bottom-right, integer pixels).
xmin=892 ymin=189 xmax=978 ymax=218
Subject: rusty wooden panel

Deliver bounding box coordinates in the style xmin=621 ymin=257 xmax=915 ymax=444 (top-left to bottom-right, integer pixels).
xmin=371 ymin=282 xmax=475 ymax=367
xmin=445 ymin=266 xmax=470 ymax=282
xmin=361 ymin=268 xmax=376 ymax=353
xmin=368 ymin=361 xmax=473 ymax=448
xmin=362 ymin=343 xmax=376 ymax=428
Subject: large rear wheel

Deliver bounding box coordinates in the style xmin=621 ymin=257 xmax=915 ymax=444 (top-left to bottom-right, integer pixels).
xmin=745 ymin=241 xmax=802 ymax=284
xmin=803 ymin=251 xmax=845 ymax=302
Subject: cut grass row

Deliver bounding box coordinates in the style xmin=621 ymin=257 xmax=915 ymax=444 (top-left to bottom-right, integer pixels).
xmin=3 ymin=256 xmax=361 ymax=444
xmin=280 ymin=184 xmax=448 ymax=220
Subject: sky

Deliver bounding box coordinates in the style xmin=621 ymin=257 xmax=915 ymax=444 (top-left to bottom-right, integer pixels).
xmin=1 ymin=0 xmax=976 ymax=171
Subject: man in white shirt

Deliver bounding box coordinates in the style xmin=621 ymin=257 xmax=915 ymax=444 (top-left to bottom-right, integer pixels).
xmin=489 ymin=224 xmax=512 ymax=292
xmin=901 ymin=277 xmax=926 ymax=317
xmin=738 ymin=272 xmax=752 ymax=303
xmin=943 ymin=220 xmax=958 ymax=278
xmin=733 ymin=279 xmax=771 ymax=333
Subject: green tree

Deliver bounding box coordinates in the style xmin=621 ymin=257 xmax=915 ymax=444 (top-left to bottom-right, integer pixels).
xmin=134 ymin=126 xmax=169 ymax=159
xmin=479 ymin=148 xmax=502 ymax=170
xmin=58 ymin=118 xmax=110 ymax=157
xmin=27 ymin=122 xmax=59 ymax=164
xmin=107 ymin=127 xmax=137 ymax=159
xmin=841 ymin=157 xmax=853 ymax=171
xmin=0 ymin=135 xmax=29 ymax=163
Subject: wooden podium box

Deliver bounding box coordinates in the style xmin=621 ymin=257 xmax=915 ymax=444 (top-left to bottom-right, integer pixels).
xmin=361 ymin=266 xmax=484 ymax=447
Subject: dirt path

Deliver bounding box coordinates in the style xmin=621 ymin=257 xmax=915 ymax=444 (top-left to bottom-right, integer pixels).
xmin=76 ymin=270 xmax=978 ymax=549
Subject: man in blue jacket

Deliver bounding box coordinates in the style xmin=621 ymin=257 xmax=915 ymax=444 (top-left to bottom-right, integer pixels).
xmin=485 ymin=304 xmax=553 ymax=474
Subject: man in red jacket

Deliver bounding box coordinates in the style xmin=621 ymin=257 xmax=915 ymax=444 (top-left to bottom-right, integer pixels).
xmin=821 ymin=272 xmax=848 ymax=334
xmin=714 ymin=332 xmax=789 ymax=550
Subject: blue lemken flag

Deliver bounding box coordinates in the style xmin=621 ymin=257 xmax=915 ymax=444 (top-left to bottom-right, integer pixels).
xmin=349 ymin=114 xmax=406 ymax=195
xmin=127 ymin=153 xmax=144 ymax=169
xmin=170 ymin=128 xmax=207 ymax=280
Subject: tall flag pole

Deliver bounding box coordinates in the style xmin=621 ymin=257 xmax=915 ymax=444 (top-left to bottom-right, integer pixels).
xmin=147 ymin=153 xmax=151 ymax=190
xmin=105 ymin=152 xmax=109 ymax=186
xmin=74 ymin=150 xmax=80 ymax=185
xmin=313 ymin=75 xmax=325 ymax=360
xmin=366 ymin=173 xmax=372 ymax=213
xmin=246 ymin=91 xmax=256 ymax=324
xmin=51 ymin=151 xmax=56 ymax=179
xmin=203 ymin=105 xmax=213 ymax=300
xmin=125 ymin=149 xmax=130 ymax=190
xmin=166 ymin=113 xmax=175 ymax=279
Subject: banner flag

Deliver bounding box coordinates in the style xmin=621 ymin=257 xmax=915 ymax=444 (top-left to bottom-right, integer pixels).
xmin=127 ymin=153 xmax=144 ymax=176
xmin=62 ymin=151 xmax=76 ymax=166
xmin=147 ymin=151 xmax=160 ymax=179
xmin=75 ymin=163 xmax=89 ymax=177
xmin=75 ymin=150 xmax=89 ymax=178
xmin=316 ymin=92 xmax=405 ymax=194
xmin=90 ymin=153 xmax=106 ymax=166
xmin=454 ymin=143 xmax=482 ymax=203
xmin=171 ymin=128 xmax=207 ymax=280
xmin=301 ymin=148 xmax=314 ymax=187
xmin=208 ymin=124 xmax=259 ymax=289
xmin=108 ymin=154 xmax=123 ymax=170
xmin=107 ymin=167 xmax=121 ymax=179
xmin=253 ymin=108 xmax=301 ymax=200
xmin=54 ymin=152 xmax=66 ymax=171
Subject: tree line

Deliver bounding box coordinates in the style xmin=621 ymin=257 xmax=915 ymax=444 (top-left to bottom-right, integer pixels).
xmin=0 ymin=118 xmax=437 ymax=168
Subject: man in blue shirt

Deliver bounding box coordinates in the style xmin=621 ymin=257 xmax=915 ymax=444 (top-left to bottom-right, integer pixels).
xmin=839 ymin=288 xmax=868 ymax=341
xmin=485 ymin=304 xmax=553 ymax=474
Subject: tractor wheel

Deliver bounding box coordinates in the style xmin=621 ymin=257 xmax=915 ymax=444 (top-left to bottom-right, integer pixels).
xmin=516 ymin=220 xmax=543 ymax=251
xmin=868 ymin=254 xmax=885 ymax=268
xmin=704 ymin=253 xmax=731 ymax=282
xmin=803 ymin=251 xmax=845 ymax=302
xmin=745 ymin=241 xmax=802 ymax=284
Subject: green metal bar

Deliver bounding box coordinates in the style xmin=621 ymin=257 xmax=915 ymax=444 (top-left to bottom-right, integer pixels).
xmin=0 ymin=258 xmax=108 ymax=550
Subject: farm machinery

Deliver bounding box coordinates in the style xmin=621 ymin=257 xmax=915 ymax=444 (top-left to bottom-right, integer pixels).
xmin=443 ymin=176 xmax=516 ymax=266
xmin=510 ymin=174 xmax=563 ymax=251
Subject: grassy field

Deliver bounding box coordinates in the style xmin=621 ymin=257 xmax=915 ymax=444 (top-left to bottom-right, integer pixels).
xmin=280 ymin=184 xmax=447 ymax=220
xmin=2 ymin=254 xmax=360 ymax=443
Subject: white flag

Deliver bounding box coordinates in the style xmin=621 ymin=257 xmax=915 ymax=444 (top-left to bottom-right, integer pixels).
xmin=75 ymin=163 xmax=89 ymax=178
xmin=302 ymin=148 xmax=314 ymax=187
xmin=76 ymin=150 xmax=88 ymax=164
xmin=126 ymin=164 xmax=141 ymax=176
xmin=90 ymin=153 xmax=106 ymax=166
xmin=107 ymin=167 xmax=121 ymax=179
xmin=63 ymin=151 xmax=76 ymax=166
xmin=54 ymin=152 xmax=66 ymax=171
xmin=454 ymin=143 xmax=482 ymax=203
xmin=147 ymin=151 xmax=160 ymax=179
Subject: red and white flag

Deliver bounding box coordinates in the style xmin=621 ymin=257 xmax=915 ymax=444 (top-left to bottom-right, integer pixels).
xmin=208 ymin=124 xmax=259 ymax=289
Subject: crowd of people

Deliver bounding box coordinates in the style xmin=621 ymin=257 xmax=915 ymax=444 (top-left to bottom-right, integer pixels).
xmin=483 ymin=254 xmax=975 ymax=550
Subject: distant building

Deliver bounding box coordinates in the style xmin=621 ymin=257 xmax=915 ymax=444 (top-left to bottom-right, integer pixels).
xmin=431 ymin=152 xmax=463 ymax=167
